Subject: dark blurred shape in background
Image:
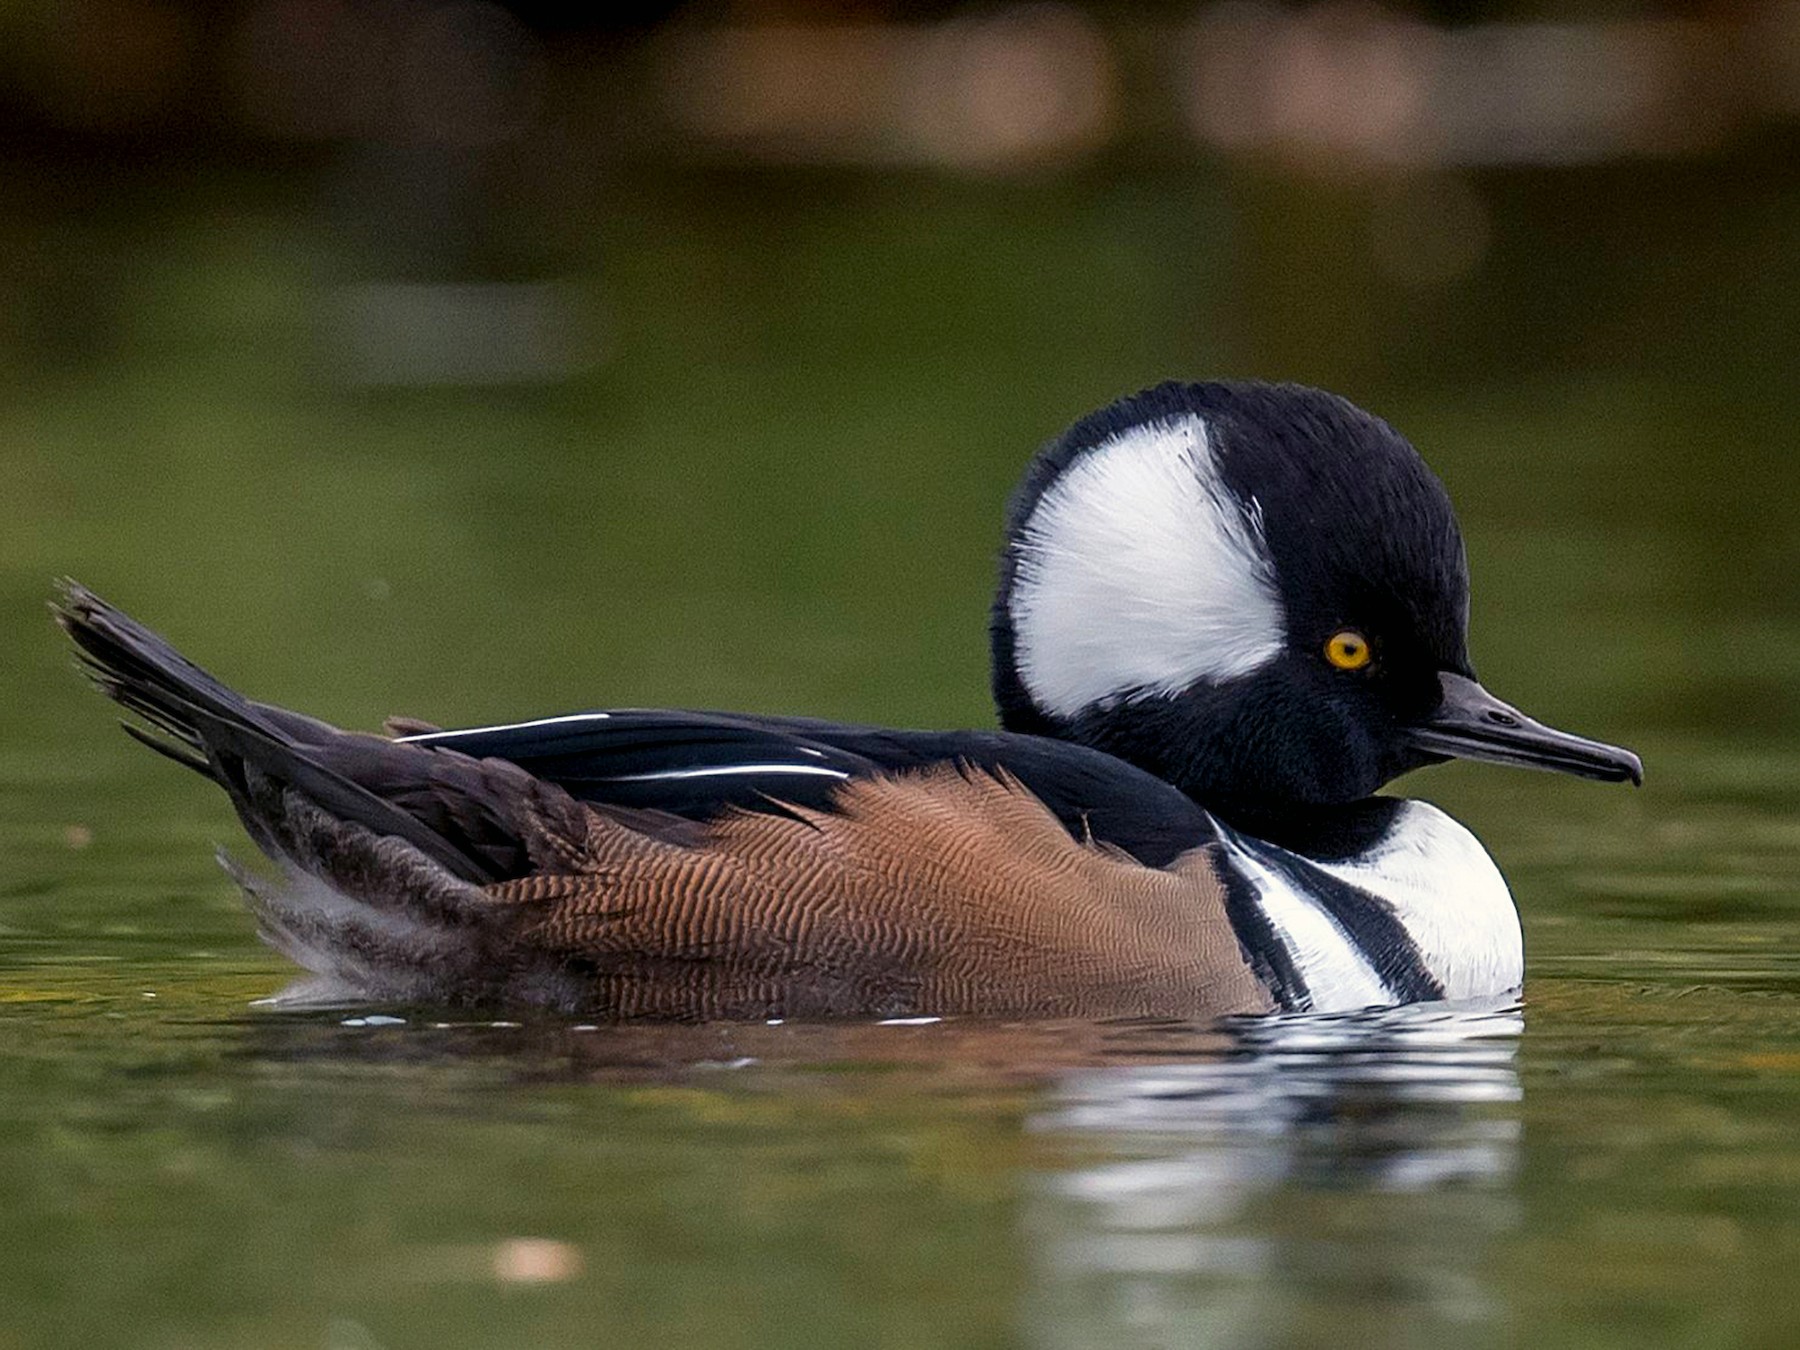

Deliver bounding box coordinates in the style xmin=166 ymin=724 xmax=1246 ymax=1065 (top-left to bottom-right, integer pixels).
xmin=12 ymin=2 xmax=1800 ymax=167
xmin=1 ymin=1 xmax=1796 ymax=737
xmin=3 ymin=2 xmax=1799 ymax=383
xmin=657 ymin=7 xmax=1115 ymax=171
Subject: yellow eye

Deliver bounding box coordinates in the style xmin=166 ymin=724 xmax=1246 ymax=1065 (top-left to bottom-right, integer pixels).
xmin=1325 ymin=630 xmax=1372 ymax=671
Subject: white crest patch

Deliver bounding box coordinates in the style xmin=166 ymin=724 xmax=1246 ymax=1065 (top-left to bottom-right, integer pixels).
xmin=1009 ymin=413 xmax=1285 ymax=719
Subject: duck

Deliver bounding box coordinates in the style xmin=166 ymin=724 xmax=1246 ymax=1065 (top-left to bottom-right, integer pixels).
xmin=55 ymin=380 xmax=1642 ymax=1020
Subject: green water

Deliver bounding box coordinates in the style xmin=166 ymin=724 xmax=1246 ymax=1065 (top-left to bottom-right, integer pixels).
xmin=4 ymin=163 xmax=1800 ymax=1347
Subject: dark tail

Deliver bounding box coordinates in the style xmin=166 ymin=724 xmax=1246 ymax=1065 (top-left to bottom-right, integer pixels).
xmin=54 ymin=581 xmax=517 ymax=883
xmin=54 ymin=583 xmax=629 ymax=1007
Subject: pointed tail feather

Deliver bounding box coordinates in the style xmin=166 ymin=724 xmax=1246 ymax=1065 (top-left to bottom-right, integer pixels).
xmin=53 ymin=582 xmax=500 ymax=883
xmin=53 ymin=583 xmax=631 ymax=1007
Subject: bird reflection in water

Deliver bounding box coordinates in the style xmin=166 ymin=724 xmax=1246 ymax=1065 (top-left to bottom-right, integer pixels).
xmin=1023 ymin=1000 xmax=1523 ymax=1349
xmin=239 ymin=996 xmax=1523 ymax=1345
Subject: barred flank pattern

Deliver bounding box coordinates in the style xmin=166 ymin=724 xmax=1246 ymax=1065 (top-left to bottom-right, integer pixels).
xmin=55 ymin=582 xmax=1269 ymax=1019
xmin=485 ymin=768 xmax=1271 ymax=1020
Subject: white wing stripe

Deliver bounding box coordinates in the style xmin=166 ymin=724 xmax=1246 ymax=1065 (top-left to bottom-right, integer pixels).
xmin=599 ymin=764 xmax=851 ymax=783
xmin=398 ymin=712 xmax=615 ymax=742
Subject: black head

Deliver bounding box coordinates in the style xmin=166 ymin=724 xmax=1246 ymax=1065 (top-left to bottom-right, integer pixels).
xmin=991 ymin=381 xmax=1640 ymax=818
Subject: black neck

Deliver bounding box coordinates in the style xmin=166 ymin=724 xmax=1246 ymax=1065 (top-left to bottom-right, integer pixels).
xmin=1207 ymin=796 xmax=1408 ymax=862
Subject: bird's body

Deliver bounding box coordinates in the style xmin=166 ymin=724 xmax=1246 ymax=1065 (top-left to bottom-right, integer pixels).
xmin=57 ymin=381 xmax=1641 ymax=1020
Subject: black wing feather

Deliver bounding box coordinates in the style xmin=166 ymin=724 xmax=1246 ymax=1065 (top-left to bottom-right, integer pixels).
xmin=57 ymin=580 xmax=1215 ymax=872
xmin=405 ymin=712 xmax=1215 ymax=867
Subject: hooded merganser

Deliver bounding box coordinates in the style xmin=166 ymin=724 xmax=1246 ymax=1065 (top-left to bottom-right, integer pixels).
xmin=55 ymin=381 xmax=1641 ymax=1019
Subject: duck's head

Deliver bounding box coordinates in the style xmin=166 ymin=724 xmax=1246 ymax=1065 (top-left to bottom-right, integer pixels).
xmin=992 ymin=381 xmax=1642 ymax=818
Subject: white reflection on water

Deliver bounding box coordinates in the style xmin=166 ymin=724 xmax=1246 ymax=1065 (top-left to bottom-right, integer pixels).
xmin=1024 ymin=999 xmax=1524 ymax=1349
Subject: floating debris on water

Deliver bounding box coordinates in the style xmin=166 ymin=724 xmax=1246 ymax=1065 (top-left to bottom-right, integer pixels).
xmin=491 ymin=1237 xmax=583 ymax=1285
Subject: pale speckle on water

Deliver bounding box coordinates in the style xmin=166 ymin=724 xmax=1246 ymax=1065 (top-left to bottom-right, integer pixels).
xmin=489 ymin=1238 xmax=584 ymax=1286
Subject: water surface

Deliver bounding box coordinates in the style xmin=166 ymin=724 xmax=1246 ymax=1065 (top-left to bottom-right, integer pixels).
xmin=3 ymin=165 xmax=1799 ymax=1348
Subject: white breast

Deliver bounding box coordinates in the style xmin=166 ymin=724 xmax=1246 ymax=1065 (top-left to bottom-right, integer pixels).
xmin=1306 ymin=801 xmax=1522 ymax=1002
xmin=1219 ymin=801 xmax=1522 ymax=1011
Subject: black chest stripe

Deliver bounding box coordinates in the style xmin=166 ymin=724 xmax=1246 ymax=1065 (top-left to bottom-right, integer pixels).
xmin=1211 ymin=844 xmax=1313 ymax=1013
xmin=1229 ymin=833 xmax=1445 ymax=1005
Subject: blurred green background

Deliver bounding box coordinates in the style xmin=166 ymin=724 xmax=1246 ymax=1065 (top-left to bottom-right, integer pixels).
xmin=4 ymin=4 xmax=1800 ymax=1348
